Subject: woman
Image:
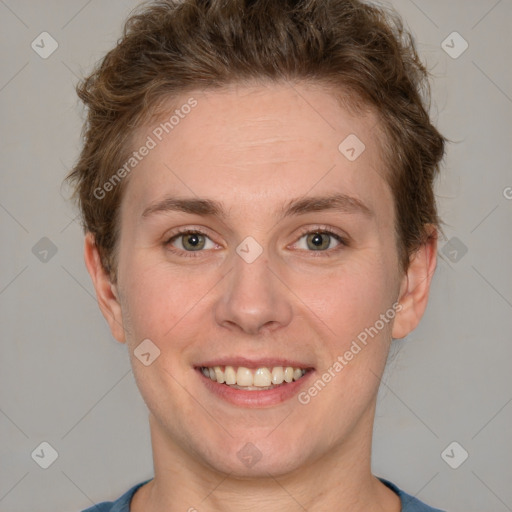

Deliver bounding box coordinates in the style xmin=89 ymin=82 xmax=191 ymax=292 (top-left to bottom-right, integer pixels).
xmin=68 ymin=0 xmax=446 ymax=510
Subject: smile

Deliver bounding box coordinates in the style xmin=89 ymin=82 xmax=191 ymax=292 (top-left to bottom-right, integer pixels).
xmin=199 ymin=365 xmax=308 ymax=389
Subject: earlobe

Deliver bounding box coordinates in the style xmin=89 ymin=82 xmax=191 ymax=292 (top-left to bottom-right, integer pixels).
xmin=83 ymin=233 xmax=126 ymax=343
xmin=391 ymin=227 xmax=438 ymax=340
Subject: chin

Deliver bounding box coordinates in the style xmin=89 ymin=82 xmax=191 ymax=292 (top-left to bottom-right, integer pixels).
xmin=198 ymin=432 xmax=314 ymax=479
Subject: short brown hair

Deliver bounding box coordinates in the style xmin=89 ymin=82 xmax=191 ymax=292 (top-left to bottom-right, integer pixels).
xmin=66 ymin=0 xmax=445 ymax=281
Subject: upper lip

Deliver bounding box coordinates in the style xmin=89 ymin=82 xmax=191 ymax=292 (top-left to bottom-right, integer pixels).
xmin=196 ymin=357 xmax=314 ymax=369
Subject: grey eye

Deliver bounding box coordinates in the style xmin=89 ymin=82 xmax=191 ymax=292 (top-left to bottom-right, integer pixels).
xmin=296 ymin=232 xmax=342 ymax=251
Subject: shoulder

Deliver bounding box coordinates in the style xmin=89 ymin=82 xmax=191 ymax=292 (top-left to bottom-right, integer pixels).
xmin=379 ymin=478 xmax=446 ymax=512
xmin=80 ymin=480 xmax=151 ymax=512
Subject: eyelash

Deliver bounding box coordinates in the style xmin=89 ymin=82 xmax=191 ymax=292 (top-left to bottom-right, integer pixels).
xmin=164 ymin=225 xmax=349 ymax=258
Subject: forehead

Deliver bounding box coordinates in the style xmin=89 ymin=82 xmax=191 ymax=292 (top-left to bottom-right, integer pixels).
xmin=122 ymin=81 xmax=392 ymax=223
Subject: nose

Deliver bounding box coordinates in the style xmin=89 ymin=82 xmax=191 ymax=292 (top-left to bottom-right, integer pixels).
xmin=214 ymin=251 xmax=293 ymax=335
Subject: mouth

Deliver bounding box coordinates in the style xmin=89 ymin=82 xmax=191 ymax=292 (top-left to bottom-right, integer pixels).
xmin=195 ymin=361 xmax=315 ymax=407
xmin=198 ymin=365 xmax=309 ymax=390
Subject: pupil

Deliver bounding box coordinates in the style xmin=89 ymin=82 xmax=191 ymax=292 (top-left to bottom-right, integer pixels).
xmin=307 ymin=232 xmax=330 ymax=251
xmin=183 ymin=233 xmax=204 ymax=250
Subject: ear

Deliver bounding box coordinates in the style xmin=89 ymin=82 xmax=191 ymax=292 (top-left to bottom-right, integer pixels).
xmin=84 ymin=232 xmax=126 ymax=343
xmin=392 ymin=226 xmax=438 ymax=339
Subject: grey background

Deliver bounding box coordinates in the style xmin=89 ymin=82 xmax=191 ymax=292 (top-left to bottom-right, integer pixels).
xmin=0 ymin=0 xmax=511 ymax=511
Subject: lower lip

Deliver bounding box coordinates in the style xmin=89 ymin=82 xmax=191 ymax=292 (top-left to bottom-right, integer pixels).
xmin=196 ymin=369 xmax=315 ymax=407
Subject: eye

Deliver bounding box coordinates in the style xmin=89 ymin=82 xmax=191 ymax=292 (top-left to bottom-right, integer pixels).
xmin=164 ymin=226 xmax=348 ymax=258
xmin=166 ymin=229 xmax=216 ymax=254
xmin=293 ymin=229 xmax=347 ymax=253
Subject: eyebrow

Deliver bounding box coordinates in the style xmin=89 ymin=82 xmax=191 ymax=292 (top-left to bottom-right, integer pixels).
xmin=141 ymin=192 xmax=373 ymax=220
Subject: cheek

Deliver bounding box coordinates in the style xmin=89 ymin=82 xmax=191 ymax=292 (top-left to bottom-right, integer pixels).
xmin=291 ymin=259 xmax=394 ymax=340
xmin=119 ymin=256 xmax=218 ymax=348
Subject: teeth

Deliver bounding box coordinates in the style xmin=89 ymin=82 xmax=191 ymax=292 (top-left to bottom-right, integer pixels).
xmin=214 ymin=366 xmax=225 ymax=383
xmin=253 ymin=368 xmax=272 ymax=387
xmin=236 ymin=367 xmax=253 ymax=386
xmin=271 ymin=366 xmax=284 ymax=385
xmin=200 ymin=365 xmax=307 ymax=388
xmin=225 ymin=365 xmax=237 ymax=385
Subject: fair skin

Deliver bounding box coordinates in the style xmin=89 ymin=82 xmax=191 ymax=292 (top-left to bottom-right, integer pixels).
xmin=85 ymin=81 xmax=436 ymax=512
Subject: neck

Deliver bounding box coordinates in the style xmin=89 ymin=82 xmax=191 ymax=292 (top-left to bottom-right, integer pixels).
xmin=132 ymin=406 xmax=400 ymax=512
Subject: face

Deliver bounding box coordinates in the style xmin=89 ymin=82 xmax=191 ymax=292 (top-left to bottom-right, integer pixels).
xmin=92 ymin=82 xmax=424 ymax=478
